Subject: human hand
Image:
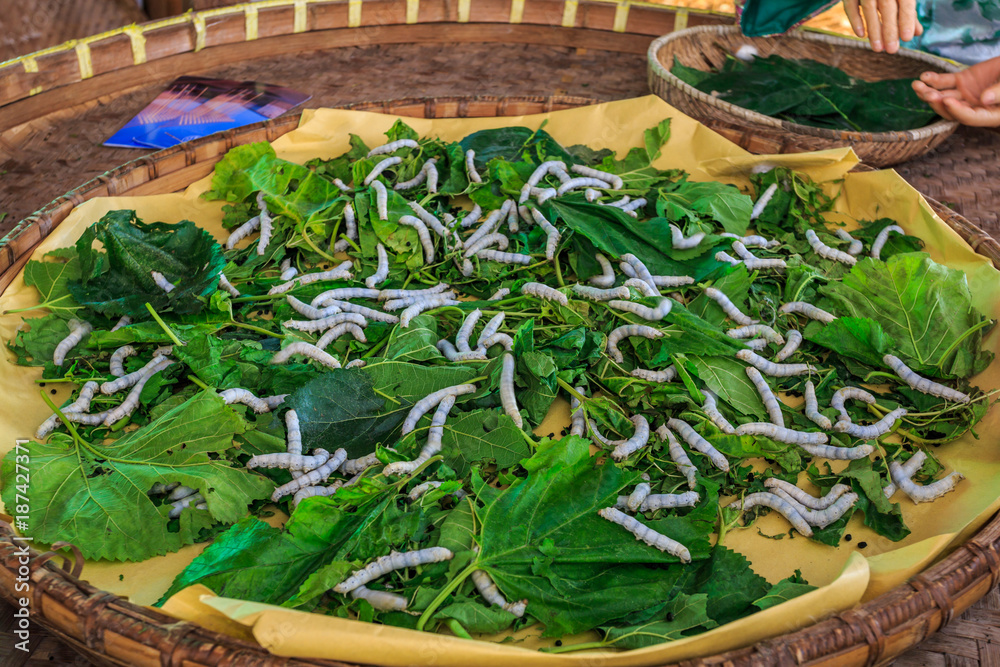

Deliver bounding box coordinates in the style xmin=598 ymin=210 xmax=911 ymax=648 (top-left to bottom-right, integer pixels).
xmin=843 ymin=0 xmax=923 ymax=54
xmin=913 ymin=56 xmax=1000 ymax=127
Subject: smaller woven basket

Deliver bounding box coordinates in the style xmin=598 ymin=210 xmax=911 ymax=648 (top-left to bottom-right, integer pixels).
xmin=647 ymin=25 xmax=962 ymax=167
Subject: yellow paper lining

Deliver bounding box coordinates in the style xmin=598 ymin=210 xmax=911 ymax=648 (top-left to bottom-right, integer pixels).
xmin=1 ymin=96 xmax=999 ymax=664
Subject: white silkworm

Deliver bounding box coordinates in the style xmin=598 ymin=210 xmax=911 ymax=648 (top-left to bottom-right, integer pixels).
xmin=476 ymin=312 xmax=506 ymax=347
xmin=218 ymin=273 xmax=240 ymax=297
xmin=364 ymin=156 xmax=402 ymax=186
xmin=460 ymin=204 xmax=483 ymax=229
xmin=746 ymin=367 xmax=784 ymax=427
xmin=871 ymin=225 xmax=905 ymax=260
xmin=745 ymin=258 xmax=787 ymax=272
xmin=631 ymin=366 xmax=677 ymax=383
xmin=884 ymin=451 xmax=927 ymax=498
xmin=500 ymin=353 xmax=522 ymax=428
xmin=398 ymin=215 xmax=435 ymax=264
xmin=704 ymin=287 xmax=754 ymax=325
xmin=399 ymin=297 xmax=461 ymax=327
xmin=556 ymin=177 xmax=608 ymax=196
xmin=109 ymin=345 xmax=137 ymax=377
xmin=285 ymin=409 xmax=302 ymax=455
xmin=407 ymin=201 xmax=449 ymax=237
xmin=35 ymin=381 xmax=100 ymax=438
xmin=620 ymin=198 xmax=646 ymax=215
xmin=589 ymin=253 xmax=616 ymax=287
xmin=771 ymin=490 xmax=858 ymax=528
xmin=736 ymin=422 xmax=828 ymax=445
xmin=667 ymin=418 xmax=729 ymax=472
xmin=402 ymin=384 xmax=477 ymax=436
xmin=168 ymin=485 xmax=198 ymax=502
xmin=764 ymin=479 xmax=852 ymax=510
xmin=617 ymin=491 xmax=700 ymax=513
xmin=505 ymin=203 xmax=519 ymax=233
xmin=464 ymin=149 xmax=483 ymax=183
xmin=101 ymin=354 xmax=172 ymax=394
xmin=341 ymin=452 xmax=381 ymax=475
xmin=345 ymin=359 xmax=366 ymax=369
xmin=219 ymin=388 xmax=271 ymax=413
xmin=477 ymin=249 xmax=532 ymax=265
xmin=890 ymin=461 xmax=963 ymax=503
xmin=110 ymin=316 xmax=131 ymax=331
xmin=670 ymin=224 xmax=706 ymax=250
xmin=367 ymin=139 xmax=418 ymax=157
xmin=384 ymin=292 xmax=457 ymax=310
xmin=371 ymin=180 xmax=388 ymax=220
xmin=247 ymin=449 xmax=331 ymax=472
xmin=731 ymin=241 xmax=755 ymax=260
xmin=365 ymin=244 xmax=389 ymax=289
xmin=619 ymin=254 xmax=661 ymax=296
xmin=570 ymin=387 xmax=587 ymax=437
xmin=350 ymin=585 xmax=408 ymax=611
xmin=627 ymin=482 xmax=651 ymax=512
xmin=607 ymin=324 xmax=664 ymax=363
xmin=571 ymin=164 xmax=623 ymax=190
xmin=797 ymin=442 xmax=875 ymax=460
xmin=649 ymin=274 xmax=696 ymax=288
xmin=804 ymin=381 xmax=833 ymax=430
xmin=598 ymin=507 xmax=691 ymax=562
xmin=529 ymin=208 xmax=561 ymax=260
xmin=333 ymin=547 xmax=454 ymax=594
xmin=530 ymin=186 xmax=559 ymax=203
xmin=751 ymin=183 xmax=778 ymax=220
xmin=474 ymin=334 xmax=510 ymax=352
xmin=333 ymin=178 xmax=351 ymax=192
xmin=716 ymin=251 xmax=742 ymax=266
xmin=774 ymin=330 xmax=803 ymax=362
xmin=280 ymin=259 xmax=297 ymax=281
xmin=333 ymin=203 xmax=358 ymax=253
xmin=520 ymin=282 xmax=568 ymax=306
xmin=286 ymin=296 xmax=342 ymax=320
xmin=283 ymin=312 xmax=368 ymax=333
xmin=526 ymin=160 xmax=567 ymax=188
xmin=455 ymin=309 xmax=483 ymax=353
xmin=607 ymin=298 xmax=672 ymax=321
xmin=589 ymin=419 xmax=624 ymax=448
xmin=322 ymin=301 xmax=398 ymax=324
xmin=292 ymin=482 xmax=344 ymax=510
xmin=103 ymin=358 xmax=173 ymax=426
xmin=806 ymin=229 xmax=857 ymax=266
xmin=779 ymin=301 xmax=836 ymax=324
xmin=270 ymin=342 xmax=341 ymax=369
xmin=835 ymin=408 xmax=908 ymax=439
xmin=702 ymin=390 xmax=736 ymax=434
xmin=408 ymin=481 xmax=443 ymax=501
xmin=612 ymin=415 xmax=650 ymax=461
xmin=313 ymin=287 xmax=381 ymax=305
xmin=256 ymin=192 xmax=273 ymax=256
xmin=736 ymin=44 xmax=759 ymax=60
xmin=426 ymin=161 xmax=439 ymax=193
xmin=471 ymin=569 xmax=527 ymax=617
xmin=60 ymin=411 xmax=109 ymax=425
xmin=740 ymin=235 xmax=780 ymax=249
xmin=727 ymin=492 xmax=813 ymax=536
xmin=656 ymin=425 xmax=698 ymax=489
xmin=488 ymin=287 xmax=510 ymax=301
xmin=585 ymin=188 xmax=601 ymax=202
xmin=727 ymin=324 xmax=784 ymax=345
xmin=437 ymin=340 xmax=486 ymax=361
xmin=624 ymin=278 xmax=659 ymax=298
xmin=831 ymin=387 xmax=876 ymax=423
xmin=572 ymin=284 xmax=631 ymax=301
xmin=834 ymin=229 xmax=864 ymax=256
xmin=463 ymin=232 xmax=509 ymax=258
xmin=53 ymin=318 xmax=93 ymax=367
xmin=883 ymin=354 xmax=970 ymax=403
xmin=737 ymin=349 xmax=817 ymax=376
xmin=294 ymin=263 xmax=356 ymax=288
xmin=263 ymin=394 xmax=288 ymax=410
xmin=149 ymin=482 xmax=180 ymax=495
xmin=744 ymin=339 xmax=769 ymax=351
xmin=385 ymin=395 xmax=458 ymax=476
xmin=465 ymin=205 xmax=507 ymax=249
xmin=168 ymin=493 xmax=206 ymax=519
xmin=271 ymin=448 xmax=348 ymax=501
xmin=225 ymin=215 xmax=260 ymax=249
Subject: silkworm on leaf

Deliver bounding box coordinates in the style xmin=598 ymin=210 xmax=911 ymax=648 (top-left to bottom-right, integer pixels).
xmin=589 ymin=253 xmax=616 ymax=287
xmin=830 ymin=386 xmax=876 ymax=423
xmin=740 ymin=235 xmax=780 ymax=249
xmin=526 ymin=160 xmax=566 ymax=187
xmin=607 ymin=324 xmax=664 ymax=363
xmin=292 ymin=482 xmax=344 ymax=510
xmin=333 ymin=203 xmax=358 ymax=253
xmin=669 ymin=224 xmax=706 ymax=250
xmin=746 ymin=256 xmax=788 ymax=271
xmin=616 ymin=491 xmax=700 ymax=513
xmin=607 ymin=298 xmax=672 ymax=321
xmin=36 ymin=381 xmax=100 ymax=439
xmin=454 ymin=309 xmax=483 ymax=353
xmin=225 ymin=215 xmax=260 ymax=249
xmin=883 ymin=354 xmax=970 ymax=403
xmin=477 ymin=312 xmax=506 ymax=347
xmin=702 ymin=390 xmax=736 ymax=434
xmin=270 ymin=342 xmax=341 ymax=369
xmin=619 ymin=254 xmax=661 ymax=296
xmin=835 ymin=408 xmax=908 ymax=439
xmin=103 ymin=358 xmax=173 ymax=426
xmin=726 ymin=492 xmax=813 ymax=536
xmin=465 ymin=205 xmax=506 ymax=250
xmin=631 ymin=366 xmax=677 ymax=383
xmin=746 ymin=367 xmax=785 ymax=427
xmin=463 ymin=149 xmax=483 ymax=183
xmin=397 ymin=215 xmax=435 ymax=264
xmin=333 ymin=547 xmax=454 ymax=594
xmin=488 ymin=287 xmax=510 ymax=301
xmin=341 ymin=452 xmax=381 ymax=476
xmin=779 ymin=301 xmax=836 ymax=324
xmin=620 ymin=198 xmax=646 ymax=215
xmin=283 ymin=312 xmax=368 ymax=333
xmin=520 ymin=282 xmax=568 ymax=306
xmin=834 ymin=228 xmax=864 ymax=256
xmin=460 ymin=204 xmax=483 ymax=229
xmin=655 ymin=425 xmax=698 ymax=489
xmin=271 ymin=448 xmax=348 ymax=501
xmin=286 ymin=409 xmax=302 ymax=454
xmin=704 ymin=287 xmax=755 ymax=325
xmin=529 ymin=208 xmax=561 ymax=260
xmin=262 ymin=394 xmax=288 ymax=411
xmin=363 ymin=156 xmax=402 ymax=186
xmin=52 ymin=319 xmax=93 ymax=367
xmin=247 ymin=449 xmax=331 ymax=472
xmin=623 ymin=278 xmax=659 ymax=298
xmin=371 ymin=180 xmax=388 ymax=220
xmin=890 ymin=461 xmax=963 ymax=503
xmin=408 ymin=481 xmax=444 ymax=501
xmin=59 ymin=411 xmax=109 ymax=425
xmin=598 ymin=507 xmax=691 ymax=562
xmin=367 ymin=139 xmax=418 ymax=157
xmin=883 ymin=451 xmax=927 ymax=498
xmin=571 ymin=164 xmax=623 ymax=189
xmin=316 ymin=323 xmax=368 ymax=349
xmin=345 ymin=359 xmax=366 ymax=369
xmin=255 ymin=192 xmax=273 ymax=255
xmin=588 ymin=419 xmax=625 ymax=448
xmin=751 ymin=183 xmax=778 ymax=220
xmin=218 ymin=273 xmax=240 ymax=297
xmin=333 ymin=178 xmax=352 ymax=192
xmin=774 ymin=330 xmax=803 ymax=362
xmin=399 ymin=296 xmax=461 ymax=327
xmin=797 ymin=441 xmax=875 ymax=460
xmin=169 ymin=493 xmax=206 ymax=519
xmin=727 ymin=324 xmax=784 ymax=345
xmin=310 ymin=287 xmax=379 ymax=307
xmin=110 ymin=316 xmax=131 ymax=332
xmin=650 ymin=274 xmax=695 ymax=288
xmin=402 ymin=384 xmax=477 ymax=436
xmin=101 ymin=354 xmax=173 ymax=395
xmin=385 ymin=395 xmax=458 ymax=476
xmin=716 ymin=251 xmax=742 ymax=266
xmin=500 ymin=353 xmax=523 ymax=428
xmin=731 ymin=241 xmax=755 ymax=260
xmin=477 ymin=249 xmax=532 ymax=265
xmin=219 ymin=388 xmax=272 ymax=414
xmin=805 ymin=229 xmax=856 ymax=266
xmin=323 ymin=301 xmax=398 ymax=324
xmin=149 ymin=482 xmax=180 ymax=496
xmin=667 ymin=418 xmax=729 ymax=472
xmin=479 ymin=333 xmax=513 ymax=352
xmin=463 ymin=232 xmax=509 ymax=258
xmin=406 ymin=201 xmax=448 ymax=239
xmin=744 ymin=338 xmax=769 ymax=351
xmin=737 ymin=349 xmax=817 ymax=376
xmin=803 ymin=380 xmax=833 ymax=430
xmin=384 ymin=292 xmax=457 ymax=310
xmin=471 ymin=569 xmax=527 ymax=617
xmin=426 ymin=161 xmax=439 ymax=193
xmin=294 ymin=263 xmax=356 ymax=288
xmin=365 ymin=243 xmax=389 ymax=289
xmin=350 ymin=585 xmax=408 ymax=612
xmin=108 ymin=345 xmax=138 ymax=377
xmin=529 ymin=187 xmax=557 ymax=204
xmin=506 ymin=203 xmax=519 ymax=233
xmin=286 ymin=295 xmax=342 ymax=320
xmin=871 ymin=225 xmax=904 ymax=260
xmin=556 ymin=177 xmax=609 ymax=196
xmin=764 ymin=478 xmax=852 ymax=510
xmin=380 ymin=284 xmax=451 ymax=300
xmin=611 ymin=415 xmax=651 ymax=461
xmin=735 ymin=422 xmax=828 ymax=445
xmin=572 ymin=284 xmax=631 ymax=301
xmin=436 ymin=339 xmax=487 ymax=362
xmin=585 ymin=188 xmax=601 ymax=202
xmin=770 ymin=490 xmax=859 ymax=529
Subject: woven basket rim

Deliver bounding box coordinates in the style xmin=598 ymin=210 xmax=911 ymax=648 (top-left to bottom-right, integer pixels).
xmin=647 ymin=24 xmax=962 ymax=143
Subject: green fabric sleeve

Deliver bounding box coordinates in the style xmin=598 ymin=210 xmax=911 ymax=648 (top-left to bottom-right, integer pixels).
xmin=739 ymin=0 xmax=839 ymax=36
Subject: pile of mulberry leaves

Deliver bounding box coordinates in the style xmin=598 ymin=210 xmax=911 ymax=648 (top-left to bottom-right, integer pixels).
xmin=2 ymin=118 xmax=994 ymax=650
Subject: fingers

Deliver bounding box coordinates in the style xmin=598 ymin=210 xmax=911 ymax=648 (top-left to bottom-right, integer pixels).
xmin=920 ymin=70 xmax=958 ymax=91
xmin=878 ymin=0 xmax=899 ymax=53
xmin=898 ymin=0 xmax=917 ymax=42
xmin=861 ymin=0 xmax=883 ymax=51
xmin=942 ymin=97 xmax=1000 ymax=127
xmin=843 ymin=0 xmax=866 ymax=37
xmin=982 ymin=82 xmax=1000 ymax=106
xmin=912 ymin=81 xmax=957 ymax=120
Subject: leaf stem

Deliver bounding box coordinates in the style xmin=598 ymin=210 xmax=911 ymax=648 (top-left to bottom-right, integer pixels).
xmin=540 ymin=641 xmax=609 ymax=654
xmin=39 ymin=391 xmax=115 ymax=462
xmin=372 ymin=387 xmax=401 ymax=405
xmin=145 ymin=303 xmax=184 ymax=347
xmin=300 ymin=229 xmax=338 ymax=263
xmin=935 ymin=319 xmax=992 ymax=371
xmin=228 ymin=321 xmax=285 ymax=339
xmin=553 ymin=255 xmax=566 ymax=288
xmin=415 ymin=560 xmax=480 ymax=631
xmin=187 ymin=375 xmax=210 ymax=390
xmin=445 ymin=619 xmax=473 ymax=640
xmin=555 ymin=377 xmax=587 ymax=404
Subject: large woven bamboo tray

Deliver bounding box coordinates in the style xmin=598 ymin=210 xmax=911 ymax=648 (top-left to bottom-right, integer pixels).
xmin=647 ymin=24 xmax=963 ymax=167
xmin=2 ymin=94 xmax=1000 ymax=667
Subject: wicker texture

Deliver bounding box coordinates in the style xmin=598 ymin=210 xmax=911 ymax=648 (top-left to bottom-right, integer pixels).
xmin=0 ymin=0 xmax=147 ymax=62
xmin=647 ymin=24 xmax=963 ymax=167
